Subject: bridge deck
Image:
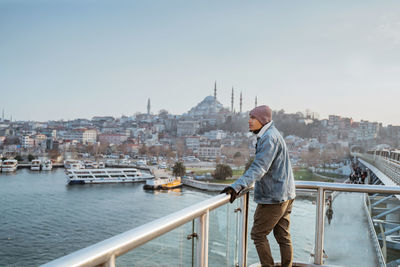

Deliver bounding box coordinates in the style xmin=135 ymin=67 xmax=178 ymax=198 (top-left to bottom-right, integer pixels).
xmin=359 ymin=158 xmax=400 ymax=200
xmin=324 ymin=192 xmax=378 ymax=266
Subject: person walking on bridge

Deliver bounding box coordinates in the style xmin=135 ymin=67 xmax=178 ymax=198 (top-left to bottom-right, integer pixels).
xmin=221 ymin=105 xmax=296 ymax=267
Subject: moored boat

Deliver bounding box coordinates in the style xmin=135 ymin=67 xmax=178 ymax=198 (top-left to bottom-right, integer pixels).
xmin=143 ymin=176 xmax=183 ymax=190
xmin=66 ymin=168 xmax=154 ymax=185
xmin=84 ymin=161 xmax=99 ymax=169
xmin=64 ymin=159 xmax=83 ymax=169
xmin=31 ymin=159 xmax=41 ymax=171
xmin=42 ymin=160 xmax=53 ymax=171
xmin=1 ymin=159 xmax=18 ymax=173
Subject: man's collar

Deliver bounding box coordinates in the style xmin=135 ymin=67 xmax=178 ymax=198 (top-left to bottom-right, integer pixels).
xmin=257 ymin=120 xmax=273 ymax=138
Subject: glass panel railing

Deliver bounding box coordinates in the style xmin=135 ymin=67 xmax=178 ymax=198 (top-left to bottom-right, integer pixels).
xmin=245 ymin=193 xmax=317 ymax=265
xmin=116 ymin=220 xmax=195 ymax=266
xmin=207 ymin=197 xmax=241 ymax=267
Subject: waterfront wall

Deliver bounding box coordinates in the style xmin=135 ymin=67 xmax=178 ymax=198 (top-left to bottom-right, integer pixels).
xmin=183 ymin=178 xmax=226 ymax=192
xmin=183 ymin=178 xmax=319 ymax=197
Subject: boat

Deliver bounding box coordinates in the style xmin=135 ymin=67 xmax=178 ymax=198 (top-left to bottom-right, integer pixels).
xmin=31 ymin=159 xmax=41 ymax=171
xmin=42 ymin=160 xmax=53 ymax=171
xmin=143 ymin=176 xmax=183 ymax=190
xmin=64 ymin=159 xmax=82 ymax=169
xmin=64 ymin=159 xmax=84 ymax=170
xmin=1 ymin=159 xmax=18 ymax=172
xmin=136 ymin=159 xmax=147 ymax=166
xmin=66 ymin=168 xmax=154 ymax=185
xmin=84 ymin=161 xmax=99 ymax=169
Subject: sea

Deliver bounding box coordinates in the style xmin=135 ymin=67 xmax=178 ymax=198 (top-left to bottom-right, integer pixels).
xmin=0 ymin=168 xmax=376 ymax=266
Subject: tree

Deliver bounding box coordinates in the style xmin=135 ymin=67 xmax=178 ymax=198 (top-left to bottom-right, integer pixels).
xmin=233 ymin=151 xmax=242 ymax=158
xmin=213 ymin=164 xmax=233 ymax=180
xmin=27 ymin=154 xmax=35 ymax=162
xmin=139 ymin=144 xmax=148 ymax=156
xmin=172 ymin=162 xmax=186 ymax=177
xmin=14 ymin=155 xmax=23 ymax=162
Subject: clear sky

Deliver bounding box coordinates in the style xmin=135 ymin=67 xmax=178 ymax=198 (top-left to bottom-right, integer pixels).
xmin=1 ymin=1 xmax=400 ymax=125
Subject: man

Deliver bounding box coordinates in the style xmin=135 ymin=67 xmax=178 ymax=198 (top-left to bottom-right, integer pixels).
xmin=221 ymin=105 xmax=296 ymax=267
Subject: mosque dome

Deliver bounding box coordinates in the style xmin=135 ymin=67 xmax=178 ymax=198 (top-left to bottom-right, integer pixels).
xmin=187 ymin=96 xmax=224 ymax=117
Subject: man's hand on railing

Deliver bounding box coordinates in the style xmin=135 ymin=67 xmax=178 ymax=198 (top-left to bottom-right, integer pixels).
xmin=220 ymin=186 xmax=237 ymax=203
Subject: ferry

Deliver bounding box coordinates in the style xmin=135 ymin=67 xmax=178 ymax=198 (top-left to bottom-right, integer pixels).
xmin=31 ymin=159 xmax=41 ymax=171
xmin=143 ymin=176 xmax=183 ymax=190
xmin=1 ymin=159 xmax=18 ymax=173
xmin=66 ymin=168 xmax=154 ymax=185
xmin=42 ymin=160 xmax=53 ymax=171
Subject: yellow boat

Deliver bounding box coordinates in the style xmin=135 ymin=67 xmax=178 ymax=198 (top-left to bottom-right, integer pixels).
xmin=143 ymin=176 xmax=183 ymax=190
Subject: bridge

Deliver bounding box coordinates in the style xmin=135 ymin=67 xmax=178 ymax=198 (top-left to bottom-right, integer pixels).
xmin=41 ymin=154 xmax=400 ymax=267
xmin=352 ymin=152 xmax=400 ymax=266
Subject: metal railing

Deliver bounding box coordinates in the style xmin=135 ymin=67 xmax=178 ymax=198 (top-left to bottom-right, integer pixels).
xmin=42 ymin=182 xmax=400 ymax=267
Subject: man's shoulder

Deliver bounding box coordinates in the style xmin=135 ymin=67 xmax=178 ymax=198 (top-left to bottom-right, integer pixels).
xmin=261 ymin=124 xmax=280 ymax=139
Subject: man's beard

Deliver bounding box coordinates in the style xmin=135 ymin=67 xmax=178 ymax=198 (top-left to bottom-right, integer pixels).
xmin=250 ymin=129 xmax=261 ymax=134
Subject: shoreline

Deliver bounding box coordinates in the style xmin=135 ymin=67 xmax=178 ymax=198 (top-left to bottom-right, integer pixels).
xmin=182 ymin=178 xmax=321 ymax=197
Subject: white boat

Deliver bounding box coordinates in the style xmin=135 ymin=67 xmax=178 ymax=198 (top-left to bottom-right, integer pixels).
xmin=98 ymin=162 xmax=105 ymax=168
xmin=66 ymin=168 xmax=154 ymax=185
xmin=31 ymin=159 xmax=41 ymax=171
xmin=42 ymin=160 xmax=53 ymax=171
xmin=136 ymin=160 xmax=147 ymax=166
xmin=64 ymin=159 xmax=84 ymax=169
xmin=84 ymin=161 xmax=99 ymax=169
xmin=1 ymin=159 xmax=18 ymax=173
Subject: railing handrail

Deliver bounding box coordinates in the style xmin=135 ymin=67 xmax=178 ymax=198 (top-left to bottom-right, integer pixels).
xmin=42 ymin=182 xmax=400 ymax=267
xmin=295 ymin=181 xmax=400 ymax=194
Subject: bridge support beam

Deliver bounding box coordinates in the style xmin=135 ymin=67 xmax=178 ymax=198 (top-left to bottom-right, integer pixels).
xmin=371 ymin=195 xmax=394 ymax=208
xmin=373 ymin=206 xmax=400 ymax=220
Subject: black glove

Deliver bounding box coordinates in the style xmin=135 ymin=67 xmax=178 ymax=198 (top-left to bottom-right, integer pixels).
xmin=220 ymin=186 xmax=237 ymax=203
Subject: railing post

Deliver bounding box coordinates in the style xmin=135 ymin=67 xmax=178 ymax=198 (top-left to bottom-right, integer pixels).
xmin=238 ymin=192 xmax=249 ymax=267
xmin=314 ymin=187 xmax=326 ymax=265
xmin=100 ymin=254 xmax=115 ymax=267
xmin=196 ymin=210 xmax=209 ymax=267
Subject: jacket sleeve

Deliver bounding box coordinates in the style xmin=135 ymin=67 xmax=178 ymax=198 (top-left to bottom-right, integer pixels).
xmin=230 ymin=135 xmax=279 ymax=193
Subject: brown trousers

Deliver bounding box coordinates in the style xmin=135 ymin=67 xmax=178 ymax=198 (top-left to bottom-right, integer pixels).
xmin=250 ymin=199 xmax=294 ymax=267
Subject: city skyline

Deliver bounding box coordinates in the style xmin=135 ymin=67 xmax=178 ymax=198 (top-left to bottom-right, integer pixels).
xmin=1 ymin=1 xmax=400 ymax=125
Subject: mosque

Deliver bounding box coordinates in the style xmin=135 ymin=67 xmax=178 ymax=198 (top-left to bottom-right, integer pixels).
xmin=186 ymin=81 xmax=249 ymax=118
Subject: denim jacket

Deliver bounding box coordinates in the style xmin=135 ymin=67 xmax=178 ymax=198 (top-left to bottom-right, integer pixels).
xmin=230 ymin=121 xmax=296 ymax=204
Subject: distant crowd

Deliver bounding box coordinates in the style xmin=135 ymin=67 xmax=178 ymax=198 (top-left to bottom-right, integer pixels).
xmin=349 ymin=163 xmax=368 ymax=184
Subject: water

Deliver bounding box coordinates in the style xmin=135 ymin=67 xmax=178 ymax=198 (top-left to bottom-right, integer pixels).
xmin=0 ymin=169 xmax=371 ymax=266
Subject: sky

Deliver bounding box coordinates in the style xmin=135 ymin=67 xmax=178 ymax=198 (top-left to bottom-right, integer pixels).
xmin=1 ymin=1 xmax=400 ymax=125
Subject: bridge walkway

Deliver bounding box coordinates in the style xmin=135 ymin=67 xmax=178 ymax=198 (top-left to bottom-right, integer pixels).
xmin=323 ymin=192 xmax=378 ymax=266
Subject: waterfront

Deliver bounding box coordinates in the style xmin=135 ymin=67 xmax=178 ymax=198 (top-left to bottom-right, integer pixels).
xmin=0 ymin=168 xmax=378 ymax=266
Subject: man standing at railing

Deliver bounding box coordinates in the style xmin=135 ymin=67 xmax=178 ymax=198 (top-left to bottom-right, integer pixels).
xmin=221 ymin=105 xmax=296 ymax=267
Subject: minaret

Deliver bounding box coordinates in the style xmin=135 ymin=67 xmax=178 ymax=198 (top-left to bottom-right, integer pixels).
xmin=214 ymin=81 xmax=217 ymax=102
xmin=147 ymin=98 xmax=151 ymax=115
xmin=255 ymin=96 xmax=258 ymax=108
xmin=1 ymin=109 xmax=4 ymax=122
xmin=240 ymin=92 xmax=243 ymax=113
xmin=231 ymin=87 xmax=234 ymax=113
